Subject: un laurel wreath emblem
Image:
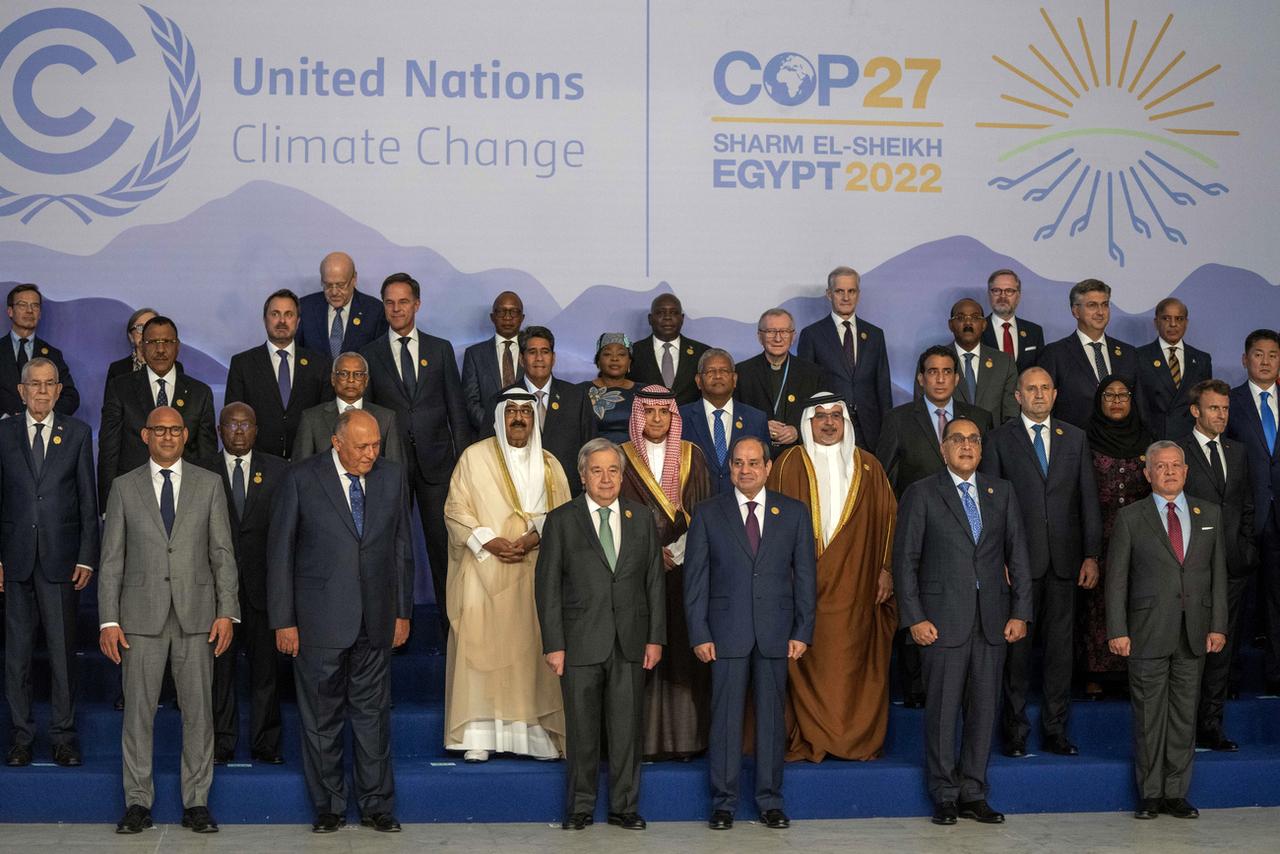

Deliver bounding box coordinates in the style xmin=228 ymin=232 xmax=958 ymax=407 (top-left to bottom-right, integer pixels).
xmin=0 ymin=6 xmax=201 ymax=224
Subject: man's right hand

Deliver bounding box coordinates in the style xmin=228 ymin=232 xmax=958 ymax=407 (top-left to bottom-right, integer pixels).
xmin=1108 ymin=635 xmax=1131 ymax=657
xmin=544 ymin=650 xmax=565 ymax=676
xmin=910 ymin=620 xmax=939 ymax=646
xmin=693 ymin=642 xmax=717 ymax=663
xmin=484 ymin=536 xmax=524 ymax=563
xmin=276 ymin=626 xmax=300 ymax=657
xmin=99 ymin=626 xmax=129 ymax=664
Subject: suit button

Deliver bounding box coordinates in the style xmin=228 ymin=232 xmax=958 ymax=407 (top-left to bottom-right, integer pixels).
xmin=163 ymin=577 xmax=170 ymax=581
xmin=36 ymin=495 xmax=42 ymax=501
xmin=168 ymin=548 xmax=174 ymax=554
xmin=753 ymin=573 xmax=759 ymax=577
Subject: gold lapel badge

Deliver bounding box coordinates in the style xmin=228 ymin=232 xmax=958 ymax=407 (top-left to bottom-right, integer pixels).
xmin=253 ymin=473 xmax=263 ymax=484
xmin=624 ymin=509 xmax=633 ymax=519
xmin=787 ymin=393 xmax=796 ymax=403
xmin=770 ymin=506 xmax=780 ymax=515
xmin=1192 ymin=506 xmax=1202 ymax=515
xmin=551 ymin=401 xmax=560 ymax=410
xmin=1055 ymin=427 xmax=1064 ymax=435
xmin=1153 ymin=360 xmax=1162 ymax=367
xmin=1113 ymin=346 xmax=1122 ymax=356
xmin=40 ymin=347 xmax=49 ymax=355
xmin=420 ymin=358 xmax=428 ymax=367
xmin=860 ymin=331 xmax=868 ymax=340
xmin=1019 ymin=329 xmax=1026 ymax=337
xmin=735 ymin=420 xmax=744 ymax=429
xmin=176 ymin=399 xmax=185 ymax=407
xmin=300 ymin=357 xmax=308 ymax=366
xmin=987 ymin=487 xmax=994 ymax=494
xmin=352 ymin=316 xmax=361 ymax=325
xmin=984 ymin=358 xmax=993 ymax=369
xmin=863 ymin=463 xmax=870 ymax=470
xmin=52 ymin=435 xmax=62 ymax=445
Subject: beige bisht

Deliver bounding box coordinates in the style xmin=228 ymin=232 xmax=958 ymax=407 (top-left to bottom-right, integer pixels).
xmin=443 ymin=392 xmax=570 ymax=758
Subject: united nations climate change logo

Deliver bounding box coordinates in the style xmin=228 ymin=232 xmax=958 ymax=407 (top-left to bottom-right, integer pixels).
xmin=0 ymin=6 xmax=200 ymax=224
xmin=977 ymin=2 xmax=1234 ymax=267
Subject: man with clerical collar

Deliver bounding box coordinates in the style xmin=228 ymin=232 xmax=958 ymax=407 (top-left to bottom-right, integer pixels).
xmin=735 ymin=308 xmax=824 ymax=453
xmin=618 ymin=384 xmax=713 ymax=760
xmin=443 ymin=389 xmax=571 ymax=763
xmin=767 ymin=391 xmax=897 ymax=762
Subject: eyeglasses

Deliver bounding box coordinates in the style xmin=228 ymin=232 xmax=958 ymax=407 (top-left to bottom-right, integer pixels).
xmin=757 ymin=328 xmax=794 ymax=338
xmin=10 ymin=300 xmax=40 ymax=311
xmin=701 ymin=367 xmax=733 ymax=377
xmin=21 ymin=380 xmax=59 ymax=391
xmin=944 ymin=434 xmax=982 ymax=446
xmin=1101 ymin=391 xmax=1132 ymax=402
xmin=988 ymin=287 xmax=1020 ymax=297
xmin=145 ymin=425 xmax=185 ymax=437
xmin=143 ymin=338 xmax=178 ymax=346
xmin=129 ymin=324 xmax=148 ymax=334
xmin=950 ymin=313 xmax=984 ymax=323
xmin=333 ymin=370 xmax=368 ymax=380
xmin=222 ymin=420 xmax=254 ymax=432
xmin=492 ymin=308 xmax=523 ymax=317
xmin=322 ymin=280 xmax=353 ymax=292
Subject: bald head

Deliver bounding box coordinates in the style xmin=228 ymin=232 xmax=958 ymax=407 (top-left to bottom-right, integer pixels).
xmin=320 ymin=251 xmax=357 ymax=309
xmin=143 ymin=405 xmax=187 ymax=465
xmin=332 ymin=408 xmax=381 ymax=476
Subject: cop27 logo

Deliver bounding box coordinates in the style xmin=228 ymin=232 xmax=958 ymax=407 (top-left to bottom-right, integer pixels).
xmin=977 ymin=2 xmax=1233 ymax=267
xmin=0 ymin=6 xmax=200 ymax=223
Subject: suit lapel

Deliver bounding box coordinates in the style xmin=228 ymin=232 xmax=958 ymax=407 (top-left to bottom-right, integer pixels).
xmin=912 ymin=400 xmax=944 ymax=465
xmin=1141 ymin=498 xmax=1182 ymax=564
xmin=170 ymin=468 xmax=198 ymax=541
xmin=819 ymin=319 xmax=851 ymax=381
xmin=1182 ymin=439 xmax=1222 ymax=500
xmin=39 ymin=419 xmax=69 ymax=482
xmin=315 ymin=457 xmax=359 ymax=538
xmin=573 ymin=496 xmax=613 ymax=571
xmin=252 ymin=346 xmax=284 ymax=408
xmin=974 ymin=475 xmax=995 ymax=546
xmin=132 ymin=468 xmax=169 ymax=538
xmin=242 ymin=457 xmax=267 ymax=521
xmin=720 ymin=492 xmax=757 ymax=562
xmin=937 ymin=471 xmax=974 ymax=542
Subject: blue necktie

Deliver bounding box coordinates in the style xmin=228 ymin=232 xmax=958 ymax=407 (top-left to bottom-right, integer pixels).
xmin=159 ymin=469 xmax=175 ymax=537
xmin=1088 ymin=341 xmax=1108 ymax=382
xmin=399 ymin=336 xmax=418 ymax=399
xmin=1262 ymin=391 xmax=1277 ymax=454
xmin=276 ymin=349 xmax=291 ymax=408
xmin=713 ymin=409 xmax=728 ymax=466
xmin=963 ymin=352 xmax=977 ymax=402
xmin=155 ymin=377 xmax=168 ymax=407
xmin=346 ymin=473 xmax=364 ymax=537
xmin=1032 ymin=423 xmax=1049 ymax=477
xmin=329 ymin=307 xmax=344 ymax=360
xmin=959 ymin=482 xmax=981 ymax=544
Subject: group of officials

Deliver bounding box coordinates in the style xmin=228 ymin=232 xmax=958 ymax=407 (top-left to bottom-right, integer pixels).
xmin=0 ymin=255 xmax=1265 ymax=832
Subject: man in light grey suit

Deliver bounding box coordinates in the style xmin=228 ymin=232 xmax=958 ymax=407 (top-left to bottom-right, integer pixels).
xmin=293 ymin=352 xmax=403 ymax=463
xmin=923 ymin=298 xmax=1018 ymax=423
xmin=1106 ymin=440 xmax=1227 ymax=821
xmin=98 ymin=406 xmax=239 ymax=835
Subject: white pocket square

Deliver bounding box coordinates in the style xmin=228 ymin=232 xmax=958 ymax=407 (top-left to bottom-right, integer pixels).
xmin=1200 ymin=526 xmax=1214 ymax=530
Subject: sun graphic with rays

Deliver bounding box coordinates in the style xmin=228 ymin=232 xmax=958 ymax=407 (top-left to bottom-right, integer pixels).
xmin=977 ymin=1 xmax=1236 ymax=268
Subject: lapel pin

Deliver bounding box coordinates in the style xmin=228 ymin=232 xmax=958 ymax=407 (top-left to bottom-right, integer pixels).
xmin=863 ymin=463 xmax=870 ymax=470
xmin=1019 ymin=329 xmax=1026 ymax=337
xmin=1153 ymin=359 xmax=1162 ymax=367
xmin=300 ymin=357 xmax=308 ymax=367
xmin=1139 ymin=454 xmax=1146 ymax=462
xmin=352 ymin=316 xmax=361 ymax=325
xmin=1055 ymin=427 xmax=1064 ymax=435
xmin=686 ymin=346 xmax=694 ymax=355
xmin=551 ymin=401 xmax=560 ymax=410
xmin=987 ymin=486 xmax=994 ymax=494
xmin=860 ymin=331 xmax=868 ymax=340
xmin=787 ymin=393 xmax=796 ymax=403
xmin=253 ymin=473 xmax=263 ymax=484
xmin=420 ymin=358 xmax=428 ymax=367
xmin=52 ymin=435 xmax=62 ymax=445
xmin=984 ymin=358 xmax=993 ymax=369
xmin=735 ymin=419 xmax=744 ymax=429
xmin=40 ymin=347 xmax=48 ymax=355
xmin=1192 ymin=506 xmax=1201 ymax=515
xmin=770 ymin=506 xmax=780 ymax=515
xmin=1113 ymin=346 xmax=1122 ymax=356
xmin=624 ymin=509 xmax=633 ymax=518
xmin=176 ymin=399 xmax=185 ymax=407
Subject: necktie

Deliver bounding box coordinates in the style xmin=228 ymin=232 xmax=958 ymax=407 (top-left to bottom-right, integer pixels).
xmin=842 ymin=320 xmax=856 ymax=371
xmin=597 ymin=506 xmax=616 ymax=570
xmin=1168 ymin=345 xmax=1181 ymax=387
xmin=344 ymin=403 xmax=356 ymax=412
xmin=536 ymin=391 xmax=547 ymax=429
xmin=1262 ymin=391 xmax=1277 ymax=454
xmin=661 ymin=342 xmax=675 ymax=389
xmin=399 ymin=336 xmax=417 ymax=399
xmin=276 ymin=349 xmax=291 ymax=408
xmin=713 ymin=409 xmax=728 ymax=466
xmin=963 ymin=352 xmax=977 ymax=402
xmin=16 ymin=337 xmax=28 ymax=372
xmin=1088 ymin=341 xmax=1108 ymax=382
xmin=1166 ymin=501 xmax=1184 ymax=564
xmin=31 ymin=422 xmax=45 ymax=477
xmin=329 ymin=307 xmax=344 ymax=360
xmin=1002 ymin=321 xmax=1014 ymax=357
xmin=159 ymin=469 xmax=175 ymax=537
xmin=501 ymin=340 xmax=515 ymax=387
xmin=1207 ymin=439 xmax=1226 ymax=492
xmin=744 ymin=500 xmax=761 ymax=555
xmin=155 ymin=377 xmax=168 ymax=407
xmin=232 ymin=457 xmax=246 ymax=518
xmin=935 ymin=407 xmax=948 ymax=443
xmin=1032 ymin=423 xmax=1049 ymax=477
xmin=959 ymin=482 xmax=982 ymax=543
xmin=346 ymin=473 xmax=364 ymax=537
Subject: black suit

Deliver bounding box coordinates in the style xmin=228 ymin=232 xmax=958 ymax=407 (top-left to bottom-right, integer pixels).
xmin=482 ymin=378 xmax=594 ymax=496
xmin=295 ymin=291 xmax=388 ymax=361
xmin=627 ymin=335 xmax=709 ymax=406
xmin=1037 ymin=333 xmax=1139 ymax=429
xmin=97 ymin=369 xmax=217 ymax=508
xmin=362 ymin=331 xmax=473 ymax=623
xmin=979 ymin=416 xmax=1102 ymax=746
xmin=0 ymin=414 xmax=98 ymax=749
xmin=0 ymin=335 xmax=79 ymax=417
xmin=535 ymin=494 xmax=665 ymax=818
xmin=461 ymin=336 xmax=523 ymax=436
xmin=197 ymin=451 xmax=287 ymax=759
xmin=106 ymin=356 xmax=183 ymax=384
xmin=797 ymin=315 xmax=893 ymax=451
xmin=1135 ymin=340 xmax=1212 ymax=439
xmin=893 ymin=469 xmax=1032 ymax=805
xmin=982 ymin=315 xmax=1045 ymax=374
xmin=224 ymin=344 xmax=331 ymax=458
xmin=733 ymin=353 xmax=824 ymax=452
xmin=1178 ymin=432 xmax=1256 ymax=738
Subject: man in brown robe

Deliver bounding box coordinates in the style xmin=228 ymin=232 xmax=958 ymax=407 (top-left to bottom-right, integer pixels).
xmin=768 ymin=391 xmax=898 ymax=761
xmin=619 ymin=385 xmax=713 ymax=759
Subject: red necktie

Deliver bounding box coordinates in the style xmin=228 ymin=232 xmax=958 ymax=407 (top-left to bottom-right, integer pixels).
xmin=1002 ymin=321 xmax=1014 ymax=357
xmin=1166 ymin=501 xmax=1184 ymax=564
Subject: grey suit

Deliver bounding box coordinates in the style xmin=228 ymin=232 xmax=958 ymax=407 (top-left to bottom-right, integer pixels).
xmin=292 ymin=400 xmax=404 ymax=463
xmin=98 ymin=462 xmax=239 ymax=810
xmin=1106 ymin=495 xmax=1227 ymax=799
xmin=915 ymin=345 xmax=1018 ymax=424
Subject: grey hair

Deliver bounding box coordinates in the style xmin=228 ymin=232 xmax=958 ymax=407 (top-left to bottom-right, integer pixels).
xmin=756 ymin=307 xmax=794 ymax=328
xmin=1144 ymin=439 xmax=1185 ymax=463
xmin=577 ymin=437 xmax=626 ymax=476
xmin=697 ymin=347 xmax=734 ymax=374
xmin=20 ymin=356 xmax=59 ymax=384
xmin=333 ymin=351 xmax=369 ymax=373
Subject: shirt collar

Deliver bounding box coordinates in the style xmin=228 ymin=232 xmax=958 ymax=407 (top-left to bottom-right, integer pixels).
xmin=337 ymin=397 xmax=364 ymax=412
xmin=948 ymin=468 xmax=977 ymax=489
xmin=1152 ymin=491 xmax=1188 ymax=515
xmin=223 ymin=449 xmax=252 ymax=470
xmin=25 ymin=410 xmax=52 ymax=429
xmin=331 ymin=448 xmax=363 ymax=484
xmin=10 ymin=330 xmax=33 ymax=346
xmin=524 ymin=376 xmax=553 ymax=393
xmin=734 ymin=488 xmax=766 ymax=508
xmin=494 ymin=333 xmax=518 ymax=346
xmin=1192 ymin=427 xmax=1219 ymax=448
xmin=654 ymin=335 xmax=682 ymax=353
xmin=956 ymin=342 xmax=982 ymax=358
xmin=1021 ymin=412 xmax=1050 ymax=431
xmin=149 ymin=457 xmax=183 ymax=479
xmin=1248 ymin=379 xmax=1276 ymax=398
xmin=266 ymin=340 xmax=297 ymax=358
xmin=389 ymin=328 xmax=417 ymax=344
xmin=1076 ymin=328 xmax=1108 ymax=348
xmin=703 ymin=397 xmax=735 ymax=418
xmin=584 ymin=494 xmax=620 ymax=516
xmin=925 ymin=397 xmax=954 ymax=418
xmin=146 ymin=365 xmax=177 ymax=386
xmin=830 ymin=311 xmax=856 ymax=327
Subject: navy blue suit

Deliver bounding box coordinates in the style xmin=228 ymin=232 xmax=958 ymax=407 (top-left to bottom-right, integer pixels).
xmin=296 ymin=291 xmax=389 ymax=362
xmin=684 ymin=489 xmax=816 ymax=816
xmin=678 ymin=400 xmax=770 ymax=495
xmin=982 ymin=315 xmax=1045 ymax=375
xmin=460 ymin=337 xmax=522 ymax=436
xmin=1134 ymin=339 xmax=1212 ymax=439
xmin=796 ymin=315 xmax=892 ymax=451
xmin=0 ymin=336 xmax=79 ymax=418
xmin=1037 ymin=333 xmax=1139 ymax=429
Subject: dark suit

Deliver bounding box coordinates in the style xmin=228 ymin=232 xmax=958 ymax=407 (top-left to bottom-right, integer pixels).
xmin=627 ymin=335 xmax=709 ymax=406
xmin=876 ymin=399 xmax=994 ymax=499
xmin=106 ymin=356 xmax=184 ymax=384
xmin=197 ymin=451 xmax=287 ymax=759
xmin=267 ymin=451 xmax=413 ymax=817
xmin=979 ymin=417 xmax=1102 ymax=746
xmin=796 ymin=315 xmax=892 ymax=451
xmin=982 ymin=315 xmax=1044 ymax=374
xmin=296 ymin=291 xmax=388 ymax=361
xmin=1178 ymin=432 xmax=1256 ymax=737
xmin=684 ymin=490 xmax=816 ymax=815
xmin=1037 ymin=333 xmax=1139 ymax=429
xmin=1135 ymin=340 xmax=1212 ymax=439
xmin=1106 ymin=496 xmax=1227 ymax=800
xmin=0 ymin=335 xmax=79 ymax=417
xmin=292 ymin=400 xmax=404 ymax=464
xmin=893 ymin=469 xmax=1032 ymax=805
xmin=733 ymin=353 xmax=824 ymax=452
xmin=1225 ymin=381 xmax=1280 ymax=683
xmin=0 ymin=414 xmax=98 ymax=749
xmin=677 ymin=400 xmax=770 ymax=495
xmin=461 ymin=336 xmax=523 ymax=435
xmin=362 ymin=331 xmax=473 ymax=620
xmin=535 ymin=494 xmax=665 ymax=818
xmin=223 ymin=344 xmax=329 ymax=459
xmin=97 ymin=369 xmax=217 ymax=508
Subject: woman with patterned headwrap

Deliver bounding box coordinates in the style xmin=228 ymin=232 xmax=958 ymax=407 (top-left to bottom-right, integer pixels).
xmin=619 ymin=384 xmax=714 ymax=760
xmin=582 ymin=332 xmax=637 ymax=444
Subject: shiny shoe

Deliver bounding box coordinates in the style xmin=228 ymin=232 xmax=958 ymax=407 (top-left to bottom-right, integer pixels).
xmin=312 ymin=813 xmax=345 ymax=833
xmin=959 ymin=799 xmax=1005 ymax=823
xmin=361 ymin=812 xmax=401 ymax=832
xmin=932 ymin=801 xmax=958 ymax=825
xmin=1196 ymin=732 xmax=1239 ymax=752
xmin=1134 ymin=798 xmax=1160 ymax=820
xmin=181 ymin=805 xmax=219 ymax=833
xmin=6 ymin=744 xmax=32 ymax=767
xmin=708 ymin=810 xmax=734 ymax=830
xmin=761 ymin=808 xmax=790 ymax=829
xmin=116 ymin=804 xmax=153 ymax=834
xmin=52 ymin=743 xmax=82 ymax=767
xmin=607 ymin=812 xmax=646 ymax=830
xmin=561 ymin=812 xmax=593 ymax=830
xmin=1002 ymin=740 xmax=1027 ymax=758
xmin=463 ymin=749 xmax=490 ymax=763
xmin=1042 ymin=735 xmax=1079 ymax=756
xmin=1162 ymin=798 xmax=1199 ymax=819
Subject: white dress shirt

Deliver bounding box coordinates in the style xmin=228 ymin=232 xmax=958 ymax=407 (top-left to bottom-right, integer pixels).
xmin=223 ymin=449 xmax=254 ymax=484
xmin=735 ymin=488 xmax=767 ymax=534
xmin=993 ymin=314 xmax=1020 ymax=349
xmin=331 ymin=449 xmax=365 ymax=511
xmin=1192 ymin=427 xmax=1227 ymax=480
xmin=1160 ymin=338 xmax=1185 ymax=375
xmin=1076 ymin=329 xmax=1112 ymax=379
xmin=1020 ymin=412 xmax=1052 ymax=463
xmin=388 ymin=329 xmax=420 ymax=383
xmin=830 ymin=311 xmax=857 ymax=363
xmin=701 ymin=397 xmax=736 ymax=440
xmin=25 ymin=410 xmax=52 ymax=453
xmin=652 ymin=336 xmax=683 ymax=379
xmin=1153 ymin=491 xmax=1190 ymax=555
xmin=494 ymin=334 xmax=519 ymax=378
xmin=584 ymin=494 xmax=622 ymax=552
xmin=336 ymin=397 xmax=364 ymax=414
xmin=146 ymin=366 xmax=178 ymax=406
xmin=267 ymin=340 xmax=296 ymax=376
xmin=1248 ymin=380 xmax=1278 ymax=427
xmin=149 ymin=457 xmax=183 ymax=507
xmin=956 ymin=342 xmax=982 ymax=385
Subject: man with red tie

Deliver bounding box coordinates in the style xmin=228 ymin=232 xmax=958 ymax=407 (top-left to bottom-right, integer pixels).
xmin=981 ymin=269 xmax=1044 ymax=375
